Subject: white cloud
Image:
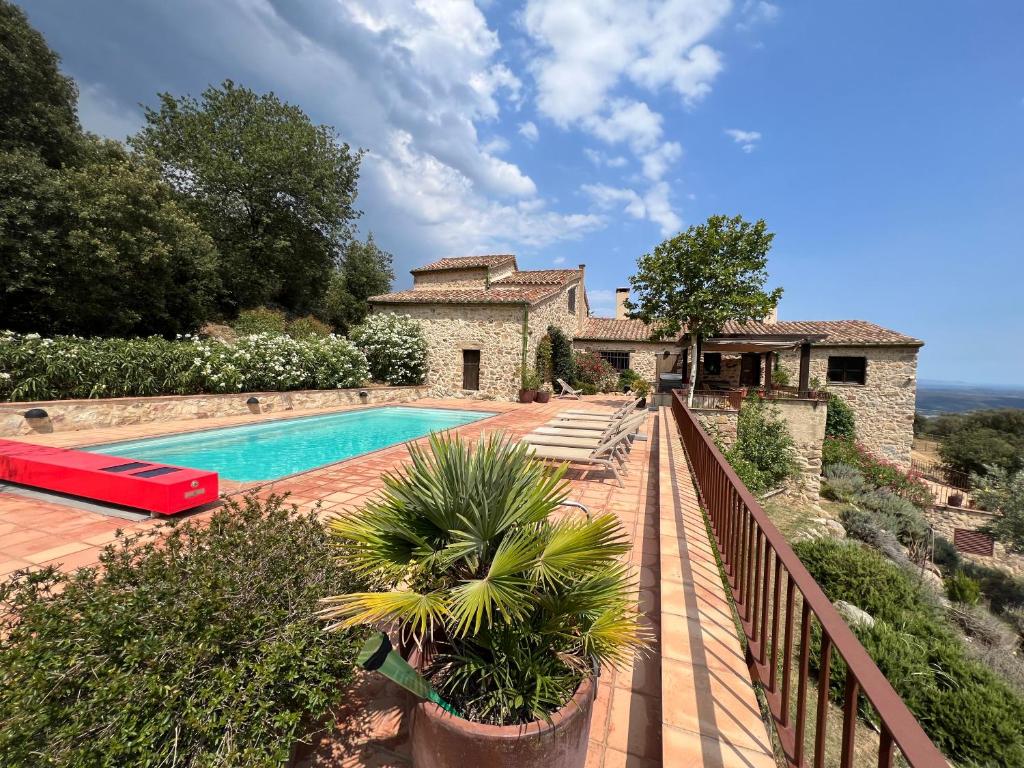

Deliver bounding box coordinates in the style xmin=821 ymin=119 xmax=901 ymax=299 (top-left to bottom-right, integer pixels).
xmin=725 ymin=128 xmax=762 ymax=152
xmin=523 ymin=0 xmax=731 ymax=122
xmin=522 ymin=0 xmax=731 ymax=233
xmin=518 ymin=120 xmax=539 ymax=141
xmin=737 ymin=0 xmax=780 ymax=29
xmin=77 ymin=82 xmax=143 ymax=140
xmin=641 ymin=141 xmax=682 ymax=181
xmin=584 ymin=148 xmax=628 ymax=168
xmin=552 ymin=255 xmax=566 ymax=265
xmin=582 ymin=181 xmax=681 ymax=235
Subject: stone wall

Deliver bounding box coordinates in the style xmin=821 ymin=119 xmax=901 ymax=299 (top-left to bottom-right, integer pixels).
xmin=0 ymin=385 xmax=428 ymax=437
xmin=412 ymin=268 xmax=489 ymax=290
xmin=770 ymin=398 xmax=827 ymax=500
xmin=528 ymin=282 xmax=584 ymax=383
xmin=694 ymin=408 xmax=739 ymax=449
xmin=923 ymin=505 xmax=1024 ymax=578
xmin=571 ymin=341 xmax=676 ymax=385
xmin=376 ymin=302 xmax=525 ymax=400
xmin=776 ymin=345 xmax=918 ymax=466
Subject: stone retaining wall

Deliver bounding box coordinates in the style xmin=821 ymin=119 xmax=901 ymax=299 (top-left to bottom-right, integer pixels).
xmin=0 ymin=385 xmax=428 ymax=436
xmin=693 ymin=408 xmax=738 ymax=449
xmin=923 ymin=505 xmax=1024 ymax=577
xmin=772 ymin=398 xmax=827 ymax=501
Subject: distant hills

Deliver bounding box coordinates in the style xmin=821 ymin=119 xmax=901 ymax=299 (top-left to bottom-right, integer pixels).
xmin=917 ymin=380 xmax=1024 ymax=416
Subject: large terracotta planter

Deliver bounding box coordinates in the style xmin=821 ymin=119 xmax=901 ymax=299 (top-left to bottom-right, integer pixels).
xmin=535 ymin=390 xmax=551 ymax=403
xmin=519 ymin=389 xmax=537 ymax=403
xmin=411 ymin=673 xmax=596 ymax=768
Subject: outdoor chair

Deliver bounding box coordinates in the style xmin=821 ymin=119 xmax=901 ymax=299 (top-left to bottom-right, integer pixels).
xmin=552 ymin=398 xmax=640 ymax=423
xmin=523 ymin=413 xmax=647 ymax=460
xmin=555 ymin=379 xmax=582 ymax=399
xmin=525 ymin=429 xmax=635 ymax=487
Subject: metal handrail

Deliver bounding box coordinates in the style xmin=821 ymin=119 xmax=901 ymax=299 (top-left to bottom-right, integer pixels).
xmin=669 ymin=390 xmax=948 ymax=768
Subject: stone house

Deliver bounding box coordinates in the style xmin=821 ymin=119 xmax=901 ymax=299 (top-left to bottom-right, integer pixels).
xmin=370 ymin=255 xmax=923 ymax=464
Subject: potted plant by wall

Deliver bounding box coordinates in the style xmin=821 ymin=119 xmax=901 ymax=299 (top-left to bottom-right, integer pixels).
xmin=948 ymin=492 xmax=963 ymax=507
xmin=518 ymin=366 xmax=540 ymax=403
xmin=535 ymin=383 xmax=552 ymax=403
xmin=632 ymin=379 xmax=651 ymax=409
xmin=322 ymin=434 xmax=646 ymax=768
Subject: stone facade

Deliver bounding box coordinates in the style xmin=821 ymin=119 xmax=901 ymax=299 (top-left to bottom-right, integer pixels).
xmin=694 ymin=408 xmax=739 ymax=449
xmin=771 ymin=398 xmax=827 ymax=500
xmin=571 ymin=340 xmax=674 ymax=385
xmin=376 ymin=303 xmax=526 ymax=399
xmin=526 ymin=279 xmax=586 ymax=381
xmin=0 ymin=385 xmax=428 ymax=437
xmin=923 ymin=505 xmax=1024 ymax=578
xmin=776 ymin=345 xmax=918 ymax=467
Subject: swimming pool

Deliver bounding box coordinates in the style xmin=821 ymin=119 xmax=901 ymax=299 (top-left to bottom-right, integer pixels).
xmin=88 ymin=406 xmax=495 ymax=482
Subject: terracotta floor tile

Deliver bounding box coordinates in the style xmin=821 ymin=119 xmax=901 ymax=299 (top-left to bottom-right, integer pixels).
xmin=25 ymin=540 xmax=92 ymax=565
xmin=661 ymin=724 xmax=776 ymax=768
xmin=606 ymin=688 xmax=662 ymax=759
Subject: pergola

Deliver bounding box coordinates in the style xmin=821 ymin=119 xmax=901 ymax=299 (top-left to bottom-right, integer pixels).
xmin=696 ymin=332 xmax=827 ymax=396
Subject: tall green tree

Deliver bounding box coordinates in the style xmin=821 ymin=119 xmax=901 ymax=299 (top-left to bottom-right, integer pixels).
xmin=321 ymin=234 xmax=394 ymax=333
xmin=132 ymin=81 xmax=363 ymax=316
xmin=628 ymin=214 xmax=782 ymax=406
xmin=0 ymin=0 xmax=80 ymax=167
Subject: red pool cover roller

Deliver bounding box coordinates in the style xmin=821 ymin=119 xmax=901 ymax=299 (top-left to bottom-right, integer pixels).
xmin=0 ymin=439 xmax=218 ymax=515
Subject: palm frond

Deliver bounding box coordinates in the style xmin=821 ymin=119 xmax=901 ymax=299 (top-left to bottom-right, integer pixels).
xmin=448 ymin=529 xmax=538 ymax=636
xmin=533 ymin=513 xmax=629 ymax=588
xmin=318 ymin=589 xmax=448 ymax=638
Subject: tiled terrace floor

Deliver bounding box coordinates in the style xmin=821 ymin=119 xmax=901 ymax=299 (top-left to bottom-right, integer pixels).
xmin=0 ymin=397 xmax=773 ymax=767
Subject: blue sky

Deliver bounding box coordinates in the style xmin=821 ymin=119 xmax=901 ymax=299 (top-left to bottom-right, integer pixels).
xmin=19 ymin=1 xmax=1024 ymax=385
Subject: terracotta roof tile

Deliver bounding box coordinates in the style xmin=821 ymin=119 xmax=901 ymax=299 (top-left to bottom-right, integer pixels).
xmin=577 ymin=317 xmax=666 ymax=342
xmin=493 ymin=269 xmax=582 ymax=286
xmin=370 ymin=284 xmax=562 ymax=306
xmin=717 ymin=320 xmax=923 ymax=346
xmin=410 ymin=255 xmax=517 ymax=273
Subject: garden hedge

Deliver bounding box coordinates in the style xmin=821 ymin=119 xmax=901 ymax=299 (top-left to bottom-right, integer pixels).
xmin=0 ymin=494 xmax=365 ymax=767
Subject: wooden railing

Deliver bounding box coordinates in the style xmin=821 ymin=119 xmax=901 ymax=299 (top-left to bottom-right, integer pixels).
xmin=670 ymin=391 xmax=948 ymax=768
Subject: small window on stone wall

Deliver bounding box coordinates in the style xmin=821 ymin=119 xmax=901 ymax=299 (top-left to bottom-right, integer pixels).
xmin=827 ymin=356 xmax=866 ymax=385
xmin=599 ymin=350 xmax=630 ymax=372
xmin=567 ymin=287 xmax=577 ymax=314
xmin=703 ymin=353 xmax=722 ymax=376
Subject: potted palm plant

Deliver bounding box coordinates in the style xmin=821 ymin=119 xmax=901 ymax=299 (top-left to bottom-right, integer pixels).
xmin=322 ymin=434 xmax=645 ymax=768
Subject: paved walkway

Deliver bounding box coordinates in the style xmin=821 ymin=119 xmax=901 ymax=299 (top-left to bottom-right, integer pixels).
xmin=0 ymin=397 xmax=773 ymax=767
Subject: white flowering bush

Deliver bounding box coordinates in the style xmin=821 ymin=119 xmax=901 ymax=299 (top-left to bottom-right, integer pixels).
xmin=350 ymin=313 xmax=428 ymax=386
xmin=0 ymin=331 xmax=369 ymax=401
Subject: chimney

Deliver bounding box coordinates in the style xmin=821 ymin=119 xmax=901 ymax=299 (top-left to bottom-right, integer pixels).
xmin=615 ymin=287 xmax=630 ymax=320
xmin=764 ymin=303 xmax=778 ymax=324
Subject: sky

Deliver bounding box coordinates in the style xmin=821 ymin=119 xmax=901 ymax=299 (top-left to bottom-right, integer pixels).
xmin=18 ymin=0 xmax=1024 ymax=386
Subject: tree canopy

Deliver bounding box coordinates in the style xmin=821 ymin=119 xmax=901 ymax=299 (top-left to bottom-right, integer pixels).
xmin=919 ymin=409 xmax=1024 ymax=478
xmin=132 ymin=81 xmax=363 ymax=317
xmin=627 ymin=214 xmax=782 ymax=402
xmin=322 ymin=234 xmax=394 ymax=334
xmin=0 ymin=1 xmax=80 ymax=166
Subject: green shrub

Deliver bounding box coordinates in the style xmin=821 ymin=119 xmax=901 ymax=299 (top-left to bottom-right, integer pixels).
xmin=946 ymin=571 xmax=982 ymax=605
xmin=535 ymin=334 xmax=553 ymax=383
xmin=933 ymin=535 xmax=961 ymax=570
xmin=959 ymin=562 xmax=1024 ymax=615
xmin=824 ymin=392 xmax=856 ymax=440
xmin=0 ymin=331 xmax=369 ymax=400
xmin=287 ymin=314 xmax=332 ymax=339
xmin=723 ymin=395 xmax=796 ymax=494
xmin=794 ymin=538 xmax=1024 ymax=766
xmin=821 ymin=437 xmax=933 ymax=508
xmin=856 ymin=489 xmax=929 ymax=549
xmin=547 ymin=325 xmax=574 ymax=384
xmin=518 ymin=365 xmax=541 ymax=390
xmin=0 ymin=494 xmax=364 ymax=767
xmin=823 ymin=436 xmax=861 ymax=467
xmin=618 ymin=368 xmax=645 ymax=393
xmin=572 ymin=351 xmax=619 ymax=393
xmin=821 ymin=463 xmax=868 ymax=502
xmin=349 ymin=312 xmax=427 ymax=386
xmin=233 ymin=306 xmax=288 ymax=335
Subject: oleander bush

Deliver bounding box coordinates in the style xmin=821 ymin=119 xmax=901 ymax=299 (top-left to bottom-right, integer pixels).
xmin=795 ymin=538 xmax=1024 ymax=767
xmin=0 ymin=330 xmax=369 ymax=400
xmin=349 ymin=312 xmax=427 ymax=386
xmin=572 ymin=351 xmax=619 ymax=393
xmin=0 ymin=494 xmax=365 ymax=767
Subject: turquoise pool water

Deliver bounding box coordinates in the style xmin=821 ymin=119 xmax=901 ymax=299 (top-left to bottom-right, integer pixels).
xmin=88 ymin=406 xmax=494 ymax=482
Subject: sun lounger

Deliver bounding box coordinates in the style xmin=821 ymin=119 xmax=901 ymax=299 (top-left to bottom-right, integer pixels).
xmin=553 ymin=398 xmax=640 ymax=423
xmin=525 ymin=429 xmax=636 ymax=487
xmin=523 ymin=414 xmax=647 ymax=460
xmin=556 ymin=379 xmax=582 ymax=399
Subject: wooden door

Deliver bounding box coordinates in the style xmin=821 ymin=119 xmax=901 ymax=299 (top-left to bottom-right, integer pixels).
xmin=462 ymin=350 xmax=480 ymax=391
xmin=739 ymin=353 xmax=762 ymax=387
